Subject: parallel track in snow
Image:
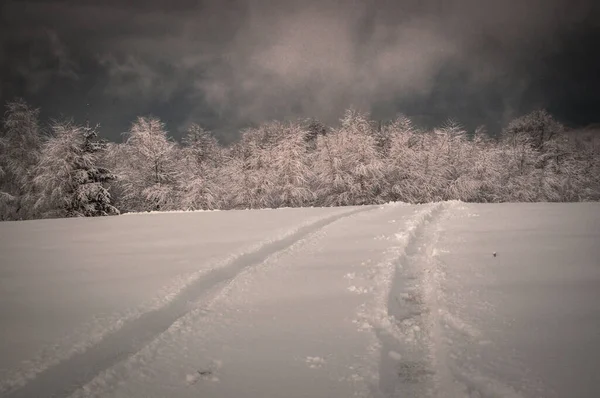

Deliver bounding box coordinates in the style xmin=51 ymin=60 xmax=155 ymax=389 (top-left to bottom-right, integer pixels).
xmin=3 ymin=205 xmax=378 ymax=398
xmin=372 ymin=201 xmax=513 ymax=398
xmin=361 ymin=202 xmax=451 ymax=398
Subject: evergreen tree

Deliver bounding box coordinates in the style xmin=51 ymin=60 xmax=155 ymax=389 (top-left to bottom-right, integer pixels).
xmin=32 ymin=121 xmax=119 ymax=218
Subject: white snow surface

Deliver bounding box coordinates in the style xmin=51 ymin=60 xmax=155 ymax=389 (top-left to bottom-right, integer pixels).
xmin=0 ymin=202 xmax=599 ymax=398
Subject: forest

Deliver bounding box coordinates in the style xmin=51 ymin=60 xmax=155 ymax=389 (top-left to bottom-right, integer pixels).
xmin=0 ymin=98 xmax=598 ymax=221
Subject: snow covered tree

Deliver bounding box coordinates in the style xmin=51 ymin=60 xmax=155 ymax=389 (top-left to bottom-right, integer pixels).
xmin=114 ymin=117 xmax=180 ymax=212
xmin=503 ymin=109 xmax=564 ymax=152
xmin=98 ymin=141 xmax=130 ymax=211
xmin=303 ymin=118 xmax=329 ymax=150
xmin=31 ymin=121 xmax=119 ymax=218
xmin=266 ymin=121 xmax=315 ymax=208
xmin=432 ymin=119 xmax=480 ymax=201
xmin=218 ymin=120 xmax=315 ymax=209
xmin=384 ymin=117 xmax=486 ymax=203
xmin=390 ymin=129 xmax=447 ymax=203
xmin=0 ymin=99 xmax=43 ymax=220
xmin=178 ymin=123 xmax=223 ymax=210
xmin=222 ymin=122 xmax=285 ymax=209
xmin=547 ymin=129 xmax=600 ymax=201
xmin=499 ymin=110 xmax=567 ymax=201
xmin=4 ymin=100 xmax=595 ymax=215
xmin=0 ymin=136 xmax=15 ymax=218
xmin=219 ymin=142 xmax=253 ymax=209
xmin=383 ymin=115 xmax=430 ymax=203
xmin=464 ymin=127 xmax=505 ymax=202
xmin=314 ymin=109 xmax=385 ymax=206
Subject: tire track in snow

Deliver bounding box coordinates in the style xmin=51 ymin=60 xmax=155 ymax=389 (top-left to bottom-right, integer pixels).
xmin=3 ymin=205 xmax=378 ymax=398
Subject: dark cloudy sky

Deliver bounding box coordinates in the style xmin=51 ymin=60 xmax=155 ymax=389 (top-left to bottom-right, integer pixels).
xmin=1 ymin=0 xmax=599 ymax=143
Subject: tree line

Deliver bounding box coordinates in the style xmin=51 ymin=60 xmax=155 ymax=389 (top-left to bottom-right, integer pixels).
xmin=1 ymin=98 xmax=598 ymax=220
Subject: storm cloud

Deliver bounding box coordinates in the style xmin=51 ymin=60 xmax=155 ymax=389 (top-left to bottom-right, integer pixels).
xmin=1 ymin=0 xmax=598 ymax=141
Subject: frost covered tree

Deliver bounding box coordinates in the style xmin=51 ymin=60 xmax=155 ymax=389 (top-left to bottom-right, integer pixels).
xmin=383 ymin=114 xmax=429 ymax=203
xmin=384 ymin=118 xmax=499 ymax=203
xmin=464 ymin=126 xmax=505 ymax=202
xmin=178 ymin=123 xmax=222 ymax=210
xmin=395 ymin=128 xmax=447 ymax=202
xmin=546 ymin=128 xmax=600 ymax=201
xmin=221 ymin=122 xmax=285 ymax=209
xmin=31 ymin=121 xmax=119 ymax=218
xmin=499 ymin=110 xmax=567 ymax=201
xmin=0 ymin=99 xmax=43 ymax=220
xmin=0 ymin=136 xmax=11 ymax=215
xmin=432 ymin=119 xmax=479 ymax=201
xmin=266 ymin=121 xmax=315 ymax=208
xmin=219 ymin=141 xmax=253 ymax=209
xmin=314 ymin=109 xmax=384 ymax=206
xmin=4 ymin=101 xmax=597 ymax=217
xmin=98 ymin=141 xmax=129 ymax=211
xmin=503 ymin=109 xmax=563 ymax=152
xmin=303 ymin=118 xmax=329 ymax=150
xmin=114 ymin=117 xmax=180 ymax=212
xmin=219 ymin=120 xmax=315 ymax=209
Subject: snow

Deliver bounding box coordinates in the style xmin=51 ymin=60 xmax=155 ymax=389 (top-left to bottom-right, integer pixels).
xmin=0 ymin=206 xmax=352 ymax=394
xmin=434 ymin=203 xmax=600 ymax=398
xmin=1 ymin=202 xmax=599 ymax=397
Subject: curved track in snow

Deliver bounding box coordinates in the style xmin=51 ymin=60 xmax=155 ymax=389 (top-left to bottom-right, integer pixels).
xmin=2 ymin=202 xmax=599 ymax=398
xmin=2 ymin=206 xmax=376 ymax=398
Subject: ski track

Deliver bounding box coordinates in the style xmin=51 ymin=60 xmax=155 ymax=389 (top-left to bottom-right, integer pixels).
xmin=4 ymin=201 xmax=532 ymax=398
xmin=0 ymin=269 xmax=215 ymax=395
xmin=353 ymin=201 xmax=447 ymax=398
xmin=0 ymin=207 xmax=351 ymax=394
xmin=366 ymin=201 xmax=527 ymax=398
xmin=2 ymin=205 xmax=377 ymax=398
xmin=71 ymin=202 xmax=411 ymax=398
xmin=355 ymin=200 xmax=477 ymax=398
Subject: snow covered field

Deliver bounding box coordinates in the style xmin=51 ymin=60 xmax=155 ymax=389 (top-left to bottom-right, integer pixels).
xmin=0 ymin=202 xmax=598 ymax=398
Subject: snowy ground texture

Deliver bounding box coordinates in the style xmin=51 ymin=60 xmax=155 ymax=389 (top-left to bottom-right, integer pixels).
xmin=1 ymin=202 xmax=599 ymax=398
